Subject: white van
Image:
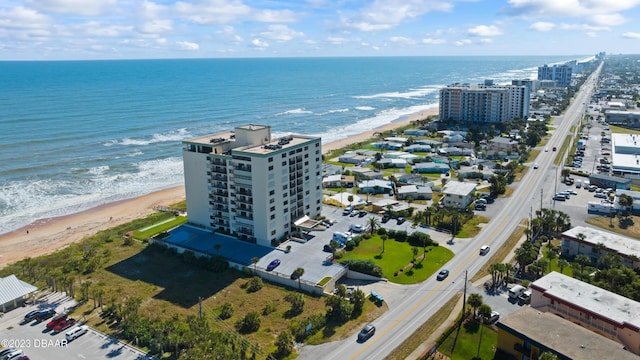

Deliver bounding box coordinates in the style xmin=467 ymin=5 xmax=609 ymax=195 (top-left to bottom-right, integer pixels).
xmin=332 ymin=232 xmax=352 ymax=244
xmin=508 ymin=285 xmax=526 ymax=299
xmin=65 ymin=325 xmax=89 ymax=341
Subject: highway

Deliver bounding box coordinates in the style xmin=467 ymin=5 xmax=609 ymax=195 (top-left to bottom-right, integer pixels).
xmin=299 ymin=63 xmax=603 ymax=360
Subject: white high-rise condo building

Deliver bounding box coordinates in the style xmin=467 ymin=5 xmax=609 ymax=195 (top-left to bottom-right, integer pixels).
xmin=439 ymin=83 xmax=530 ymax=124
xmin=537 ymin=64 xmax=572 ymax=87
xmin=182 ymin=125 xmax=323 ymax=247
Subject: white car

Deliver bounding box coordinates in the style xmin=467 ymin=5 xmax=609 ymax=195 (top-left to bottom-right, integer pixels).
xmin=349 ymin=224 xmax=364 ymax=233
xmin=532 ymin=163 xmax=539 ymax=169
xmin=479 ymin=245 xmax=490 ymax=255
xmin=65 ymin=324 xmax=89 ymax=341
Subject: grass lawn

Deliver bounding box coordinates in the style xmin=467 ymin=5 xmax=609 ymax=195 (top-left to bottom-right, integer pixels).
xmin=554 ymin=135 xmax=573 ymax=166
xmin=500 ymin=186 xmax=514 ymax=198
xmin=586 ymin=214 xmax=640 ymax=239
xmin=439 ymin=321 xmax=498 ymax=360
xmin=132 ymin=216 xmax=187 ymax=239
xmin=542 ymin=243 xmax=573 ymax=277
xmin=457 ymin=215 xmax=490 ymax=238
xmin=609 ymin=125 xmax=640 ymax=135
xmin=340 ymin=235 xmax=454 ymax=284
xmin=527 ymin=149 xmax=541 ymax=163
xmin=512 ymin=165 xmax=528 ymax=183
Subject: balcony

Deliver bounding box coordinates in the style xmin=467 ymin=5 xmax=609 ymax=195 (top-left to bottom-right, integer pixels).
xmin=236 ymin=196 xmax=253 ymax=204
xmin=211 ymin=166 xmax=227 ymax=174
xmin=214 ymin=190 xmax=228 ymax=197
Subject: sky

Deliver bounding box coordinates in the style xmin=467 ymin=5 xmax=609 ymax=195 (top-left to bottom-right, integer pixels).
xmin=1 ymin=0 xmax=640 ymax=60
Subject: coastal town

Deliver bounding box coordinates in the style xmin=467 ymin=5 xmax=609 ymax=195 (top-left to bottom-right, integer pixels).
xmin=3 ymin=53 xmax=640 ymax=360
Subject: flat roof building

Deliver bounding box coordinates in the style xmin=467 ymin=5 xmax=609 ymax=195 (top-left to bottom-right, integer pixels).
xmin=497 ymin=306 xmax=637 ymax=360
xmin=439 ymin=83 xmax=530 ymax=124
xmin=560 ymin=226 xmax=640 ymax=269
xmin=531 ymin=271 xmax=640 ymax=355
xmin=611 ymin=133 xmax=640 ymax=176
xmin=182 ymin=124 xmax=322 ymax=247
xmin=441 ymin=181 xmax=476 ymax=209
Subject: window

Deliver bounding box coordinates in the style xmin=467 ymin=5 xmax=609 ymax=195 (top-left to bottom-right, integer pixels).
xmin=268 ymin=165 xmax=274 ymax=171
xmin=270 ymin=206 xmax=275 ymax=212
xmin=283 ymin=185 xmax=287 ymax=190
xmin=283 ymin=200 xmax=288 ymax=205
xmin=282 ymin=161 xmax=286 ymax=166
xmin=268 ymin=157 xmax=273 ymax=162
xmin=270 ymin=214 xmax=275 ymax=220
xmin=304 ymin=146 xmax=308 ymax=150
xmin=282 ymin=153 xmax=286 ymax=158
xmin=271 ymin=230 xmax=276 ymax=235
xmin=283 ymin=208 xmax=288 ymax=213
xmin=270 ymin=198 xmax=275 ymax=204
xmin=305 ymin=154 xmax=309 ymax=158
xmin=269 ymin=190 xmax=275 ymax=195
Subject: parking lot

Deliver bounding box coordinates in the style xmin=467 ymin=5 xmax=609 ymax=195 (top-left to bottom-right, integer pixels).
xmin=0 ymin=293 xmax=154 ymax=360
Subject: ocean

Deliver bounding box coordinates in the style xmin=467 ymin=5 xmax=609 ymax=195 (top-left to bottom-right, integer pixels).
xmin=0 ymin=55 xmax=581 ymax=234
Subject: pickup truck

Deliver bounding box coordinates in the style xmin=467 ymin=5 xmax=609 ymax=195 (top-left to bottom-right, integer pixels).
xmin=54 ymin=318 xmax=77 ymax=332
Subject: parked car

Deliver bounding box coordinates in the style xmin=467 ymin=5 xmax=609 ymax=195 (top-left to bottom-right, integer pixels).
xmin=2 ymin=350 xmax=23 ymax=360
xmin=342 ymin=207 xmax=353 ymax=216
xmin=350 ymin=210 xmax=359 ymax=217
xmin=358 ymin=210 xmax=367 ymax=217
xmin=33 ymin=309 xmax=56 ymax=322
xmin=396 ymin=217 xmax=406 ymax=225
xmin=594 ymin=192 xmax=607 ymax=198
xmin=53 ymin=318 xmax=77 ymax=332
xmin=65 ymin=325 xmax=89 ymax=342
xmin=553 ymin=195 xmax=566 ymax=201
xmin=479 ymin=245 xmax=490 ymax=255
xmin=323 ymin=244 xmax=334 ymax=253
xmin=266 ymin=259 xmax=281 ymax=271
xmin=436 ymin=269 xmax=450 ymax=281
xmin=357 ymin=323 xmax=376 ymax=342
xmin=381 ymin=214 xmax=391 ymax=223
xmin=349 ymin=224 xmax=364 ymax=233
xmin=46 ymin=313 xmax=68 ymax=330
xmin=0 ymin=348 xmax=17 ymax=359
xmin=532 ymin=163 xmax=539 ymax=169
xmin=484 ymin=311 xmax=500 ymax=324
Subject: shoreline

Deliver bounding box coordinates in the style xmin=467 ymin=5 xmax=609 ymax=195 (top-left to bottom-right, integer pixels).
xmin=0 ymin=108 xmax=438 ymax=268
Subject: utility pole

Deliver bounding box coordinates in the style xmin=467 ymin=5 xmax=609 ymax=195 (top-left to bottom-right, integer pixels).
xmin=540 ymin=188 xmax=543 ymax=212
xmin=462 ymin=270 xmax=468 ymax=322
xmin=198 ymin=296 xmax=203 ymax=318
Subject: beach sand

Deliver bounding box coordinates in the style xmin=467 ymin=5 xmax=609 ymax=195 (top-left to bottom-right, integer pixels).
xmin=0 ymin=108 xmax=438 ymax=268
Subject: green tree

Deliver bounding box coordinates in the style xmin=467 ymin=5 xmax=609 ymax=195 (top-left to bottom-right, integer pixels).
xmin=352 ymin=289 xmax=366 ymax=316
xmin=237 ymin=311 xmax=261 ymax=333
xmin=219 ymin=303 xmax=234 ymax=320
xmin=575 ymin=254 xmax=591 ymax=280
xmin=292 ymin=267 xmax=305 ymax=289
xmin=467 ymin=293 xmax=483 ymax=318
xmin=368 ymin=217 xmax=380 ymax=234
xmin=539 ymin=351 xmax=558 ymax=360
xmin=557 ymin=258 xmax=569 ymax=274
xmin=275 ymin=331 xmax=295 ymax=357
xmin=477 ymin=304 xmax=492 ymax=322
xmin=285 ymin=293 xmax=305 ymax=315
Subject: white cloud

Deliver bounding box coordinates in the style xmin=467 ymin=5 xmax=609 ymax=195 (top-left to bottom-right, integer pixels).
xmin=468 ymin=25 xmax=502 ymax=37
xmin=454 ymin=39 xmax=472 ymax=46
xmin=176 ymin=41 xmax=199 ymax=50
xmin=340 ymin=0 xmax=453 ymax=32
xmin=558 ymin=23 xmax=609 ymax=32
xmin=0 ymin=6 xmax=52 ymax=29
xmin=326 ymin=36 xmax=348 ymax=45
xmin=139 ymin=19 xmax=173 ymax=35
xmin=421 ymin=37 xmax=446 ymax=44
xmin=251 ymin=38 xmax=269 ymax=48
xmin=622 ymin=32 xmax=640 ymax=39
xmin=389 ymin=36 xmax=416 ymax=45
xmin=77 ymin=21 xmax=134 ymax=37
xmin=507 ymin=0 xmax=640 ymax=16
xmin=479 ymin=38 xmax=493 ymax=43
xmin=216 ymin=25 xmax=243 ymax=43
xmin=175 ymin=0 xmax=251 ymax=25
xmin=258 ymin=24 xmax=303 ymax=42
xmin=253 ymin=9 xmax=298 ymax=23
xmin=589 ymin=13 xmax=627 ymax=27
xmin=28 ymin=0 xmax=117 ymax=16
xmin=529 ymin=21 xmax=555 ymax=32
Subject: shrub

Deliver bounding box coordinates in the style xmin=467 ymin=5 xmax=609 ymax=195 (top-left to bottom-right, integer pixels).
xmin=246 ymin=276 xmax=264 ymax=292
xmin=219 ymin=303 xmax=234 ymax=320
xmin=262 ymin=302 xmax=278 ymax=315
xmin=345 ymin=240 xmax=356 ymax=251
xmin=237 ymin=311 xmax=261 ymax=333
xmin=340 ymin=259 xmax=383 ymax=277
xmin=377 ymin=228 xmax=387 ymax=235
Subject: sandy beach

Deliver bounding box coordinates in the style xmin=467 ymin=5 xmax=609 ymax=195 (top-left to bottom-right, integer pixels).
xmin=0 ymin=108 xmax=437 ymax=268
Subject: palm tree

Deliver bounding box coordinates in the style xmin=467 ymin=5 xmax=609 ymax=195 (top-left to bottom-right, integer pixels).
xmin=575 ymin=254 xmax=590 ymax=280
xmin=251 ymin=257 xmax=259 ymax=274
xmin=538 ymin=351 xmax=558 ymax=360
xmin=381 ymin=234 xmax=388 ymax=254
xmin=557 ymin=258 xmax=569 ymax=274
xmin=367 ymin=217 xmax=380 ymax=234
xmin=293 ymin=267 xmax=305 ymax=289
xmin=576 ymin=232 xmax=586 ymax=256
xmin=411 ymin=247 xmax=419 ymax=263
xmin=348 ymin=195 xmax=354 ymax=208
xmin=503 ymin=263 xmax=516 ymax=285
xmin=467 ymin=293 xmax=483 ymax=319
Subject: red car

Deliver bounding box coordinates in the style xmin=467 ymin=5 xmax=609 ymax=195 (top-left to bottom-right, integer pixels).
xmin=46 ymin=313 xmax=68 ymax=330
xmin=54 ymin=318 xmax=76 ymax=332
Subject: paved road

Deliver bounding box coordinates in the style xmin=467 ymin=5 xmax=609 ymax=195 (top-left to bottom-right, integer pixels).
xmin=298 ymin=64 xmax=603 ymax=360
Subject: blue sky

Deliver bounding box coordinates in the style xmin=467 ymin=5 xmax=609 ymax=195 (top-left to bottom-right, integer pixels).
xmin=1 ymin=0 xmax=640 ymax=60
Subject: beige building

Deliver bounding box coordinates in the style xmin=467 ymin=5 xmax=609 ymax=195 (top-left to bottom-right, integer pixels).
xmin=182 ymin=124 xmax=322 ymax=247
xmin=440 ymin=181 xmax=476 ymax=209
xmin=497 ymin=306 xmax=636 ymax=360
xmin=530 ymin=271 xmax=640 ymax=355
xmin=560 ymin=226 xmax=640 ymax=269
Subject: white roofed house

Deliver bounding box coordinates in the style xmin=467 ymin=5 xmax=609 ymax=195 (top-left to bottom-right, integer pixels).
xmin=358 ymin=179 xmax=393 ymax=194
xmin=0 ymin=275 xmax=38 ymax=312
xmin=397 ymin=185 xmax=432 ymax=200
xmin=404 ymin=144 xmax=433 ymax=153
xmin=378 ymin=158 xmax=407 ymax=168
xmin=489 ymin=136 xmax=519 ymax=152
xmin=441 ymin=181 xmax=476 ymax=209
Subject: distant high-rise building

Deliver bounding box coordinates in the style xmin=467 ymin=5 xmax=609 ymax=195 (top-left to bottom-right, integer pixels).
xmin=439 ymin=83 xmax=530 ymax=124
xmin=182 ymin=124 xmax=322 ymax=247
xmin=537 ymin=64 xmax=572 ymax=87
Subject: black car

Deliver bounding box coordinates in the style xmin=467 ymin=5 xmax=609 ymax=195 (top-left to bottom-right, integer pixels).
xmin=34 ymin=308 xmax=56 ymax=322
xmin=381 ymin=214 xmax=391 ymax=223
xmin=357 ymin=323 xmax=376 ymax=342
xmin=436 ymin=269 xmax=450 ymax=281
xmin=323 ymin=244 xmax=334 ymax=253
xmin=396 ymin=217 xmax=406 ymax=225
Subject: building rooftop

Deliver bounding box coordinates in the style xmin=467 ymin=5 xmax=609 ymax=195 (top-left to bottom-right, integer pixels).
xmin=562 ymin=225 xmax=640 ymax=260
xmin=183 ymin=130 xmax=236 ymax=146
xmin=240 ymin=134 xmax=317 ymax=155
xmin=497 ymin=306 xmax=637 ymax=360
xmin=612 ymin=133 xmax=640 ymax=174
xmin=531 ymin=271 xmax=640 ymax=329
xmin=442 ymin=181 xmax=476 ymax=196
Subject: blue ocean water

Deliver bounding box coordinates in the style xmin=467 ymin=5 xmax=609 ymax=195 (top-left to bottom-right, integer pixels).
xmin=0 ymin=56 xmax=581 ymax=234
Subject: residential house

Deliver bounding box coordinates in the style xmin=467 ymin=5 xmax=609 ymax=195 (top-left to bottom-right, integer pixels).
xmin=338 ymin=152 xmax=368 ymax=165
xmin=358 ymin=179 xmax=393 ymax=194
xmin=440 ymin=181 xmax=476 ymax=209
xmin=530 ymin=271 xmax=640 ymax=355
xmin=404 ymin=144 xmax=433 ymax=153
xmin=412 ymin=162 xmax=450 ymax=174
xmin=378 ymin=158 xmax=407 ymax=168
xmin=322 ymin=174 xmax=356 ymax=188
xmin=397 ymin=185 xmax=432 ymax=200
xmin=489 ymin=136 xmax=519 ymax=152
